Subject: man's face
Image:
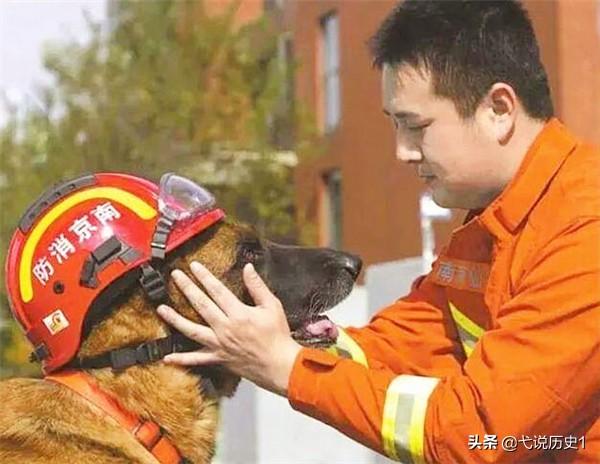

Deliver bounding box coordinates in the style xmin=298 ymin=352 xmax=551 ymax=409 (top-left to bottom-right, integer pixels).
xmin=382 ymin=63 xmax=506 ymax=210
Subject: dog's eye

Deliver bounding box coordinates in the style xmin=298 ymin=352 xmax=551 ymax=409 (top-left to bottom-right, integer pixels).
xmin=240 ymin=242 xmax=264 ymax=263
xmin=243 ymin=250 xmax=260 ymax=262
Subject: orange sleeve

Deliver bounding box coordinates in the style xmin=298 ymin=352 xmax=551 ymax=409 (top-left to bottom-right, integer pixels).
xmin=288 ymin=218 xmax=600 ymax=463
xmin=344 ymin=273 xmax=464 ymax=378
xmin=288 ymin=347 xmax=398 ymax=456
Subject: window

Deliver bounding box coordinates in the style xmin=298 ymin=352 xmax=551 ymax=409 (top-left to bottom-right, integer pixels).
xmin=277 ymin=33 xmax=294 ymax=114
xmin=322 ymin=169 xmax=343 ymax=249
xmin=270 ymin=32 xmax=295 ymax=148
xmin=264 ymin=0 xmax=284 ymax=12
xmin=320 ymin=12 xmax=340 ymax=132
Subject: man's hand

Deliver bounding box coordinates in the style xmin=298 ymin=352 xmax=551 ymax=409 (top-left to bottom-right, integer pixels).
xmin=156 ymin=261 xmax=302 ymax=397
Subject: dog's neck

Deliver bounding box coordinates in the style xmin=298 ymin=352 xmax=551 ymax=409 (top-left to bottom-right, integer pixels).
xmin=87 ymin=363 xmax=224 ymax=463
xmin=73 ymin=223 xmax=244 ymax=463
xmin=77 ymin=291 xmax=240 ymax=463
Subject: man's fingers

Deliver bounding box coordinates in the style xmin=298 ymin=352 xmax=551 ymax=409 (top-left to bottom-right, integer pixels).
xmin=163 ymin=349 xmax=223 ymax=366
xmin=243 ymin=263 xmax=278 ymax=307
xmin=189 ymin=261 xmax=241 ymax=314
xmin=157 ymin=304 xmax=219 ymax=347
xmin=170 ymin=269 xmax=228 ymax=328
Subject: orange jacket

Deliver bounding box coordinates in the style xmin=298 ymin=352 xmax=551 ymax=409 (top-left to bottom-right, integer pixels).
xmin=288 ymin=119 xmax=600 ymax=463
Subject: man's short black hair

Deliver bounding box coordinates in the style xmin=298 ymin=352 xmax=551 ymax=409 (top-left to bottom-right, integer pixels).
xmin=370 ymin=0 xmax=554 ymax=120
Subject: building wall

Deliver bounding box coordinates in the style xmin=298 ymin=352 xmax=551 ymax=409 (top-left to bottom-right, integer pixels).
xmin=293 ymin=0 xmax=600 ymax=270
xmin=525 ymin=0 xmax=600 ymax=145
xmin=293 ymin=0 xmax=435 ymax=270
xmin=554 ymin=0 xmax=600 ymax=144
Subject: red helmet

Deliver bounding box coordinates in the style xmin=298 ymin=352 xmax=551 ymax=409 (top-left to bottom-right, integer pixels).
xmin=5 ymin=172 xmax=225 ymax=373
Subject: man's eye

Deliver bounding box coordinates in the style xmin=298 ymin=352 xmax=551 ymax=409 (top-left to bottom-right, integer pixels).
xmin=406 ymin=123 xmax=429 ymax=132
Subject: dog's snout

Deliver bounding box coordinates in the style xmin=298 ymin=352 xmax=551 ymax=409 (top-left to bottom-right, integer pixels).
xmin=337 ymin=253 xmax=362 ymax=279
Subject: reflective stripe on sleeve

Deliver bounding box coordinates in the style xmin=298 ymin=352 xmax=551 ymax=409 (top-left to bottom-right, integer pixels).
xmin=448 ymin=302 xmax=485 ymax=357
xmin=381 ymin=375 xmax=439 ymax=463
xmin=325 ymin=327 xmax=368 ymax=367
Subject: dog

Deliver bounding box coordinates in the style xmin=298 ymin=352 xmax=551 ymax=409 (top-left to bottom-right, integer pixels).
xmin=0 ymin=219 xmax=362 ymax=463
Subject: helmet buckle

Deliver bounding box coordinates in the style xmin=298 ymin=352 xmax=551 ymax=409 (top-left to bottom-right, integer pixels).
xmin=139 ymin=264 xmax=167 ymax=303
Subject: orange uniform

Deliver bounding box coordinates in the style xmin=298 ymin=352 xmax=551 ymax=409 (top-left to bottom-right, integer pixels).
xmin=288 ymin=119 xmax=600 ymax=463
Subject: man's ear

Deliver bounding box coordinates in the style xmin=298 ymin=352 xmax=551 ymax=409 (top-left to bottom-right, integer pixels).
xmin=480 ymin=83 xmax=517 ymax=145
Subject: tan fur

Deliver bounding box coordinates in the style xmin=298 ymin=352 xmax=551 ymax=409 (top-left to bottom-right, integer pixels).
xmin=0 ymin=222 xmax=254 ymax=463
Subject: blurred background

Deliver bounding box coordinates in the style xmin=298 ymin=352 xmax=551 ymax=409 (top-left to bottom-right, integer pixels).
xmin=1 ymin=1 xmax=599 ymax=463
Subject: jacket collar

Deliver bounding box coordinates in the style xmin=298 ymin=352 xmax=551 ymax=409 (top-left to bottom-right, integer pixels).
xmin=478 ymin=118 xmax=578 ymax=239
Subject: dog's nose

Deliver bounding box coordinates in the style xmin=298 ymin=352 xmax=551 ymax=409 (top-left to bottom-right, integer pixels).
xmin=338 ymin=252 xmax=362 ymax=279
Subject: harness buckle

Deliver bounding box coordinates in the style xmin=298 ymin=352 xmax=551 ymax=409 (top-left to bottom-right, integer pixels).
xmin=136 ymin=341 xmax=163 ymax=364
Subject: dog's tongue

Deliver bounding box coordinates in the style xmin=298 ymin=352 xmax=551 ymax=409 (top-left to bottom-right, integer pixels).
xmin=305 ymin=318 xmax=339 ymax=339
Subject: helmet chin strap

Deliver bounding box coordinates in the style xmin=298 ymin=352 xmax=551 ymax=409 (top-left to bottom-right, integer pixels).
xmin=65 ymin=211 xmax=219 ymax=397
xmin=138 ymin=214 xmax=176 ymax=304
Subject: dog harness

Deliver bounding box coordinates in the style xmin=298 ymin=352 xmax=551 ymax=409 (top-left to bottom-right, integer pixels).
xmin=45 ymin=370 xmax=191 ymax=464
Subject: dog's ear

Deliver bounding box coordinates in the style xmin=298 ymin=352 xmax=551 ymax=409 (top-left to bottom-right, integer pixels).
xmin=78 ymin=290 xmax=166 ymax=358
xmin=164 ymin=221 xmax=260 ymax=321
xmin=78 ymin=222 xmax=239 ymax=357
xmin=79 ymin=221 xmax=264 ymax=361
xmin=218 ymin=229 xmax=269 ymax=306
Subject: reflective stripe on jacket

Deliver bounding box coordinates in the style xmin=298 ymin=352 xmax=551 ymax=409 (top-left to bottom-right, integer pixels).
xmin=287 ymin=119 xmax=600 ymax=463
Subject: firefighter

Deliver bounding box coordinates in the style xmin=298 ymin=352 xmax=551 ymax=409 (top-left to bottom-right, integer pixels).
xmin=156 ymin=1 xmax=600 ymax=462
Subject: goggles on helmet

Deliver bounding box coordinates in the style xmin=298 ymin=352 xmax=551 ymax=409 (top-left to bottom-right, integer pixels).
xmin=159 ymin=173 xmax=216 ymax=223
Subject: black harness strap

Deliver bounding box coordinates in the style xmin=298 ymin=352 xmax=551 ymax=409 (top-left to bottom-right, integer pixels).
xmin=67 ymin=332 xmax=197 ymax=370
xmin=66 ymin=332 xmax=220 ymax=399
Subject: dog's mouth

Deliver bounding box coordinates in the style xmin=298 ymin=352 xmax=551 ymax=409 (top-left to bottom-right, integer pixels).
xmin=277 ymin=257 xmax=359 ymax=349
xmin=291 ymin=314 xmax=338 ymax=347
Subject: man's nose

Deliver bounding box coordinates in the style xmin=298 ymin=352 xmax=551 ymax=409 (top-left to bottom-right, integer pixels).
xmin=395 ymin=133 xmax=422 ymax=162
